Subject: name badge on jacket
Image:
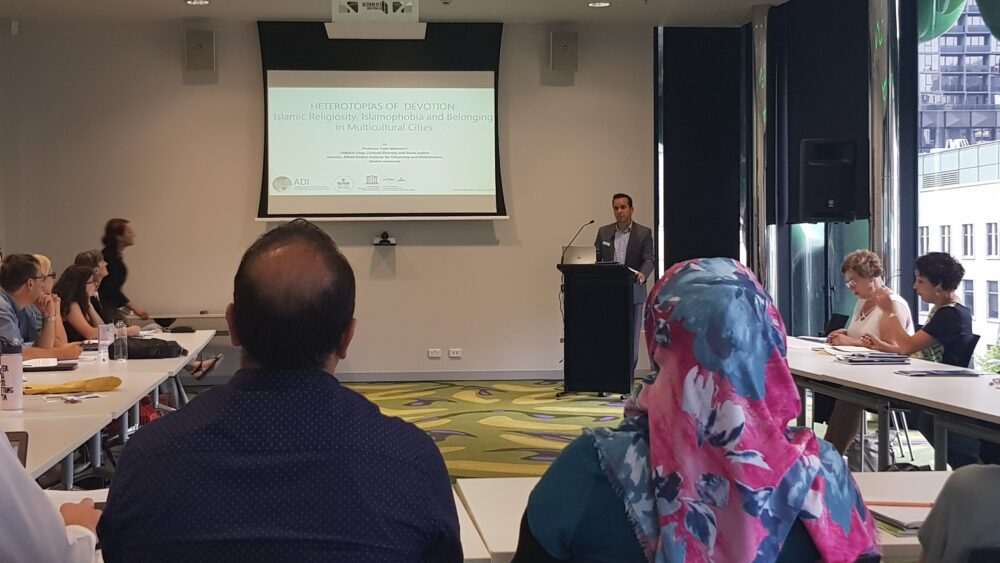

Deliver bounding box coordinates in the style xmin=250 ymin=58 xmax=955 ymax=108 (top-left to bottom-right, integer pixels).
xmin=601 ymin=240 xmax=611 ymax=247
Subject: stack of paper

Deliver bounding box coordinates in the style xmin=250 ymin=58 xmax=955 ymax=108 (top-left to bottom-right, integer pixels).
xmin=835 ymin=352 xmax=911 ymax=365
xmin=870 ymin=504 xmax=930 ymax=537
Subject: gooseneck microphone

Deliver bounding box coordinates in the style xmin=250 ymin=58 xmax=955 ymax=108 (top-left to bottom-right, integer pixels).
xmin=560 ymin=219 xmax=595 ymax=264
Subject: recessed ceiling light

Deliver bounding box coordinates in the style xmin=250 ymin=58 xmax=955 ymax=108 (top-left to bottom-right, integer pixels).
xmin=588 ymin=1 xmax=611 ymax=7
xmin=186 ymin=0 xmax=210 ymax=5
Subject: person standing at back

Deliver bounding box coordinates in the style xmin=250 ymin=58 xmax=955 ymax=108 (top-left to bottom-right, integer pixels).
xmin=98 ymin=218 xmax=461 ymax=562
xmin=99 ymin=218 xmax=149 ymax=321
xmin=594 ymin=193 xmax=655 ymax=376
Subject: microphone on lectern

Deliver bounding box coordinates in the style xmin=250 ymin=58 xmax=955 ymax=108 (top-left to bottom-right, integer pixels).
xmin=560 ymin=219 xmax=595 ymax=264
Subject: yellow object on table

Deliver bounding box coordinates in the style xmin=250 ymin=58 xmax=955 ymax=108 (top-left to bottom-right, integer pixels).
xmin=24 ymin=376 xmax=123 ymax=395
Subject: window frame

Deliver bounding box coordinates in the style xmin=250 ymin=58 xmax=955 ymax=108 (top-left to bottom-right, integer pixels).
xmin=963 ymin=223 xmax=976 ymax=257
xmin=989 ymin=280 xmax=999 ymax=320
xmin=964 ymin=279 xmax=976 ymax=319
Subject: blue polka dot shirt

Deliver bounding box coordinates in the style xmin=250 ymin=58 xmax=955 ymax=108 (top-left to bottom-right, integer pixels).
xmin=97 ymin=368 xmax=462 ymax=562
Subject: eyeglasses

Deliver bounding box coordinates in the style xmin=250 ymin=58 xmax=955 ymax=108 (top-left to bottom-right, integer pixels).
xmin=44 ymin=273 xmax=56 ymax=280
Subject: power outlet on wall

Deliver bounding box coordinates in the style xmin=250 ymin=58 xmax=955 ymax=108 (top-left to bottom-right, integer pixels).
xmin=427 ymin=348 xmax=442 ymax=359
xmin=448 ymin=348 xmax=462 ymax=359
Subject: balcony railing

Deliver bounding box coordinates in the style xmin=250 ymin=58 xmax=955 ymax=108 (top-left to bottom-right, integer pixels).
xmin=940 ymin=45 xmax=965 ymax=53
xmin=920 ymin=103 xmax=1000 ymax=110
xmin=967 ymin=64 xmax=990 ymax=72
xmin=966 ymin=44 xmax=991 ymax=53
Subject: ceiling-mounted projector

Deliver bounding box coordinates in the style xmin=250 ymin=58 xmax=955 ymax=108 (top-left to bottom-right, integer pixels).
xmin=325 ymin=0 xmax=427 ymax=40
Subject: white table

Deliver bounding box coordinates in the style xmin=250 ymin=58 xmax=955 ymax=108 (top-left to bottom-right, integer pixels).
xmin=786 ymin=338 xmax=1000 ymax=469
xmin=2 ymin=414 xmax=110 ymax=480
xmin=852 ymin=471 xmax=949 ymax=562
xmin=457 ymin=473 xmax=941 ymax=563
xmin=455 ymin=478 xmax=538 ymax=563
xmin=454 ymin=490 xmax=491 ymax=563
xmin=1 ymin=331 xmax=215 ymax=487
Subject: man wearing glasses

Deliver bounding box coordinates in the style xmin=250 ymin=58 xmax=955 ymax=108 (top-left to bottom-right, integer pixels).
xmin=0 ymin=255 xmax=80 ymax=360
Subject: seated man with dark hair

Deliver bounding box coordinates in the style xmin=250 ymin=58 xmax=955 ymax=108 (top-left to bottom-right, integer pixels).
xmin=98 ymin=219 xmax=461 ymax=562
xmin=0 ymin=254 xmax=81 ymax=360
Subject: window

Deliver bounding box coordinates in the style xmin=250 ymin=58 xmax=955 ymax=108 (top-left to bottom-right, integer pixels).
xmin=990 ymin=281 xmax=999 ymax=320
xmin=964 ymin=223 xmax=975 ymax=256
xmin=919 ymin=226 xmax=930 ymax=255
xmin=968 ymin=15 xmax=985 ymax=26
xmin=969 ymin=35 xmax=987 ymax=46
xmin=988 ymin=223 xmax=999 ymax=257
xmin=965 ymin=280 xmax=975 ymax=317
xmin=941 ymin=225 xmax=952 ymax=254
xmin=942 ymin=36 xmax=960 ymax=46
xmin=986 ymin=282 xmax=1000 ymax=320
xmin=920 ymin=298 xmax=931 ymax=313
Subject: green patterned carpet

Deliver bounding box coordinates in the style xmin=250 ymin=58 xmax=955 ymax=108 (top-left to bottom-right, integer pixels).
xmin=344 ymin=380 xmax=625 ymax=479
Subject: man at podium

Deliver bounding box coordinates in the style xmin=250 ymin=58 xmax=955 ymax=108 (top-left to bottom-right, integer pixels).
xmin=594 ymin=193 xmax=655 ymax=375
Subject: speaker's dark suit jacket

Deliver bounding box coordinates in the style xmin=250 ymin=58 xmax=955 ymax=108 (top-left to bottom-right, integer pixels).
xmin=594 ymin=221 xmax=656 ymax=304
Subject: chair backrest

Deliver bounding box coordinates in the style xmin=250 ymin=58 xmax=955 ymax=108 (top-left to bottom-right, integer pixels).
xmin=855 ymin=554 xmax=881 ymax=563
xmin=967 ymin=546 xmax=1000 ymax=562
xmin=824 ymin=313 xmax=849 ymax=336
xmin=947 ymin=333 xmax=981 ymax=368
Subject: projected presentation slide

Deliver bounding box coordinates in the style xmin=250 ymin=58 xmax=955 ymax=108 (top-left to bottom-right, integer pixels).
xmin=266 ymin=70 xmax=499 ymax=216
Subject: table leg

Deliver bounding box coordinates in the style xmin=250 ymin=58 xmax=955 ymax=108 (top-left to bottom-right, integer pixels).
xmin=797 ymin=386 xmax=807 ymax=426
xmin=61 ymin=455 xmax=74 ymax=490
xmin=877 ymin=402 xmax=890 ymax=470
xmin=119 ymin=411 xmax=129 ymax=444
xmin=934 ymin=417 xmax=949 ymax=471
xmin=89 ymin=433 xmax=101 ymax=470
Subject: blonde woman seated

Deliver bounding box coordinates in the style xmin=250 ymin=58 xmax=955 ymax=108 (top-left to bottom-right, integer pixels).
xmin=823 ymin=250 xmax=913 ymax=454
xmin=31 ymin=255 xmax=69 ymax=347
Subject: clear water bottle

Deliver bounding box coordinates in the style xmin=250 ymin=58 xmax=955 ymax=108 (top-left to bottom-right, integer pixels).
xmin=98 ymin=323 xmax=113 ymax=363
xmin=1 ymin=338 xmax=23 ymax=411
xmin=113 ymin=320 xmax=128 ymax=362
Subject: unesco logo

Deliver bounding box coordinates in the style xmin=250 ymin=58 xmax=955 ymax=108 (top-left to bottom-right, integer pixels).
xmin=272 ymin=176 xmax=292 ymax=192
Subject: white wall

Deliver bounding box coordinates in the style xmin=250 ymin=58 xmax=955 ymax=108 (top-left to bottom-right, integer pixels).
xmin=0 ymin=21 xmax=653 ymax=377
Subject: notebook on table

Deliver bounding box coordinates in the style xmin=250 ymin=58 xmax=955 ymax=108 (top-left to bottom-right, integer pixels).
xmin=895 ymin=369 xmax=980 ymax=377
xmin=870 ymin=505 xmax=930 ymax=537
xmin=836 ymin=352 xmax=911 ymax=365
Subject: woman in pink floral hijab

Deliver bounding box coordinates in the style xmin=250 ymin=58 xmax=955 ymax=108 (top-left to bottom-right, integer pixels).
xmin=515 ymin=258 xmax=880 ymax=563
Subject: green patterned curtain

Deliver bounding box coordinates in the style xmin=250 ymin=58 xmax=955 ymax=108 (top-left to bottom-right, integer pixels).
xmin=919 ymin=0 xmax=968 ymax=42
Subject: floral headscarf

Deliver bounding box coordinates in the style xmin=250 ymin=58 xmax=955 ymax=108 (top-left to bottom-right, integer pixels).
xmin=589 ymin=258 xmax=879 ymax=562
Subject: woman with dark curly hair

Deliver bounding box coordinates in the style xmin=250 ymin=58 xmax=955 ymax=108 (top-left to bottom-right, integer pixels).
xmin=862 ymin=252 xmax=972 ymax=365
xmin=863 ymin=252 xmax=982 ymax=468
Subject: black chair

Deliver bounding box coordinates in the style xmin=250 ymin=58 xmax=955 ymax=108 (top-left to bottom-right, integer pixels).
xmin=948 ymin=333 xmax=981 ymax=368
xmin=968 ymin=546 xmax=1000 ymax=562
xmin=855 ymin=554 xmax=881 ymax=563
xmin=824 ymin=313 xmax=849 ymax=336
